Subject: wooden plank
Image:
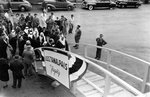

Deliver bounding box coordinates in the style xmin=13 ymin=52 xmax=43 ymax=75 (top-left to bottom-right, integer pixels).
xmin=92 ymin=80 xmax=105 ymax=88
xmin=85 ymin=71 xmax=104 ymax=79
xmin=87 ymin=93 xmax=102 ymax=97
xmin=84 ymin=90 xmax=99 ymax=96
xmin=86 ymin=75 xmax=104 ymax=81
xmin=77 ymin=84 xmax=95 ymax=93
xmin=111 ymin=90 xmax=135 ymax=97
xmin=77 ymin=80 xmax=87 ymax=86
xmin=110 ymin=87 xmax=124 ymax=95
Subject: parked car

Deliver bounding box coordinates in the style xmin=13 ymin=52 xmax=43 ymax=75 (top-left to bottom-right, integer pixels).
xmin=42 ymin=0 xmax=75 ymax=11
xmin=116 ymin=0 xmax=142 ymax=8
xmin=0 ymin=0 xmax=32 ymax=12
xmin=82 ymin=0 xmax=116 ymax=10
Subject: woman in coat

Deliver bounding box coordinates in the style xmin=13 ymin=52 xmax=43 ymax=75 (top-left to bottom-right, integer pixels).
xmin=0 ymin=58 xmax=9 ymax=88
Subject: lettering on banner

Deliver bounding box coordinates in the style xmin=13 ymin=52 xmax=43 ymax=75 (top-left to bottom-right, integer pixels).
xmin=49 ymin=65 xmax=60 ymax=77
xmin=45 ymin=56 xmax=68 ymax=70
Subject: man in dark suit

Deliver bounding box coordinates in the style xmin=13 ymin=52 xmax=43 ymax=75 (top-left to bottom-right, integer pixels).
xmin=32 ymin=14 xmax=39 ymax=28
xmin=10 ymin=55 xmax=24 ymax=88
xmin=73 ymin=25 xmax=82 ymax=49
xmin=95 ymin=34 xmax=107 ymax=60
xmin=25 ymin=13 xmax=33 ymax=28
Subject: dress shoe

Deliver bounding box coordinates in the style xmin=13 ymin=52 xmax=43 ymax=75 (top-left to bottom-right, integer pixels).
xmin=12 ymin=85 xmax=16 ymax=88
xmin=3 ymin=85 xmax=8 ymax=88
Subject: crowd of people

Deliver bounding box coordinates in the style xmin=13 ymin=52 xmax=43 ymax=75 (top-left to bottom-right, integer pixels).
xmin=0 ymin=9 xmax=83 ymax=89
xmin=0 ymin=8 xmax=107 ymax=90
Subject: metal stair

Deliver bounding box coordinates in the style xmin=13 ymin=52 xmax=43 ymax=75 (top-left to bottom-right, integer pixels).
xmin=76 ymin=71 xmax=135 ymax=97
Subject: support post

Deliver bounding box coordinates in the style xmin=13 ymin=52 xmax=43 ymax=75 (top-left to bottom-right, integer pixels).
xmin=103 ymin=50 xmax=112 ymax=97
xmin=106 ymin=51 xmax=111 ymax=70
xmin=71 ymin=82 xmax=77 ymax=95
xmin=141 ymin=65 xmax=149 ymax=93
xmin=103 ymin=75 xmax=111 ymax=97
xmin=84 ymin=45 xmax=87 ymax=57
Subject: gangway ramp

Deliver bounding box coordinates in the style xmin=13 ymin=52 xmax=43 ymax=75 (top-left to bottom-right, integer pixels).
xmin=35 ymin=58 xmax=135 ymax=97
xmin=76 ymin=70 xmax=135 ymax=97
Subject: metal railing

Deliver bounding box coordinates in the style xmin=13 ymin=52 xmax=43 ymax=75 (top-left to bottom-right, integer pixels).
xmin=68 ymin=42 xmax=150 ymax=94
xmin=69 ymin=48 xmax=143 ymax=97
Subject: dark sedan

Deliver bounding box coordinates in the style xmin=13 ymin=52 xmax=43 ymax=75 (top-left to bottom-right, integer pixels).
xmin=116 ymin=0 xmax=142 ymax=8
xmin=82 ymin=0 xmax=116 ymax=10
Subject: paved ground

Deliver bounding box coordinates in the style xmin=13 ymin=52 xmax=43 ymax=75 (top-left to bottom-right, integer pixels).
xmin=1 ymin=4 xmax=150 ymax=96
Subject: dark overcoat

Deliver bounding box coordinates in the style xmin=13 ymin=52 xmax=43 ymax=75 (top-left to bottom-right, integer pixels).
xmin=10 ymin=58 xmax=24 ymax=79
xmin=0 ymin=38 xmax=8 ymax=59
xmin=0 ymin=58 xmax=9 ymax=81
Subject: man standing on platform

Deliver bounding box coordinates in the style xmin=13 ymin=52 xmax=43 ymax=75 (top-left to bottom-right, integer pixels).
xmin=95 ymin=34 xmax=107 ymax=60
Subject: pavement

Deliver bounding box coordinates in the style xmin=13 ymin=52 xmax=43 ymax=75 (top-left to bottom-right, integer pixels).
xmin=0 ymin=70 xmax=76 ymax=97
xmin=1 ymin=4 xmax=150 ymax=97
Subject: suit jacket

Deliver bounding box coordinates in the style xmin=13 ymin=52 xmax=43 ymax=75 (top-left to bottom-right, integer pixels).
xmin=0 ymin=38 xmax=8 ymax=59
xmin=10 ymin=58 xmax=24 ymax=79
xmin=96 ymin=38 xmax=107 ymax=46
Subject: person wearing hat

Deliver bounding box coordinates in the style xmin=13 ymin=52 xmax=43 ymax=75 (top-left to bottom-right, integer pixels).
xmin=18 ymin=14 xmax=26 ymax=30
xmin=32 ymin=13 xmax=39 ymax=28
xmin=95 ymin=34 xmax=107 ymax=60
xmin=24 ymin=26 xmax=29 ymax=34
xmin=50 ymin=12 xmax=56 ymax=21
xmin=13 ymin=13 xmax=20 ymax=29
xmin=10 ymin=55 xmax=24 ymax=88
xmin=68 ymin=14 xmax=74 ymax=34
xmin=0 ymin=32 xmax=13 ymax=59
xmin=9 ymin=30 xmax=17 ymax=56
xmin=22 ymin=40 xmax=35 ymax=76
xmin=25 ymin=13 xmax=33 ymax=28
xmin=37 ymin=32 xmax=46 ymax=47
xmin=73 ymin=25 xmax=82 ymax=49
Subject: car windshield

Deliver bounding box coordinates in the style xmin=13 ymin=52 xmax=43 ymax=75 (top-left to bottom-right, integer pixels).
xmin=85 ymin=0 xmax=96 ymax=2
xmin=99 ymin=0 xmax=110 ymax=2
xmin=57 ymin=0 xmax=67 ymax=2
xmin=1 ymin=0 xmax=7 ymax=2
xmin=131 ymin=0 xmax=140 ymax=1
xmin=117 ymin=0 xmax=127 ymax=1
xmin=44 ymin=0 xmax=56 ymax=2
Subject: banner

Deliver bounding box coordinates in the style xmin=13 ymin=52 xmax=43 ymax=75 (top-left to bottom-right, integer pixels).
xmin=34 ymin=47 xmax=88 ymax=89
xmin=43 ymin=48 xmax=70 ymax=88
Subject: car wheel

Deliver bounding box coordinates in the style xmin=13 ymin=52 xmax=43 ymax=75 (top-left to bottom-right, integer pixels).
xmin=88 ymin=5 xmax=94 ymax=10
xmin=67 ymin=6 xmax=73 ymax=11
xmin=47 ymin=6 xmax=52 ymax=12
xmin=121 ymin=5 xmax=125 ymax=8
xmin=20 ymin=6 xmax=26 ymax=12
xmin=109 ymin=6 xmax=115 ymax=10
xmin=135 ymin=5 xmax=139 ymax=8
xmin=117 ymin=4 xmax=121 ymax=8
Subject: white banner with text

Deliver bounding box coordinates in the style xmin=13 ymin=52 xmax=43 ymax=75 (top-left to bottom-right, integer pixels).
xmin=43 ymin=49 xmax=70 ymax=88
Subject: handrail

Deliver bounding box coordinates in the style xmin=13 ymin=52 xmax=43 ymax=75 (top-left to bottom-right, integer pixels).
xmin=68 ymin=42 xmax=150 ymax=94
xmin=69 ymin=51 xmax=143 ymax=96
xmin=68 ymin=42 xmax=150 ymax=66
